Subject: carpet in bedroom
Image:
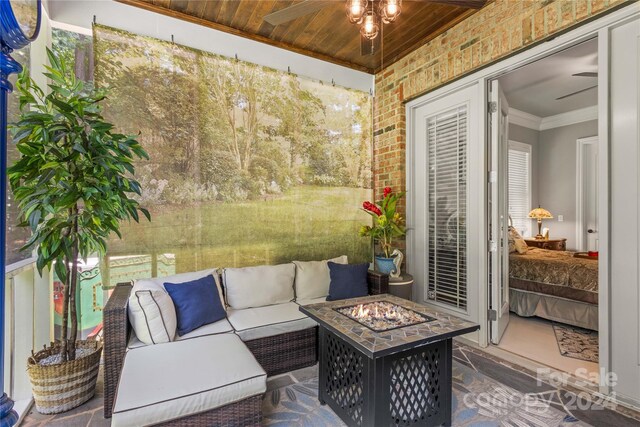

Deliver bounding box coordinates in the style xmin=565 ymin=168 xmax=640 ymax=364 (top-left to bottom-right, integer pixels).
xmin=552 ymin=323 xmax=599 ymax=363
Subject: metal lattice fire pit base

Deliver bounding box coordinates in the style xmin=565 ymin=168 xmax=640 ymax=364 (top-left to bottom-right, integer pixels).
xmin=319 ymin=328 xmax=451 ymax=427
xmin=299 ymin=295 xmax=479 ymax=427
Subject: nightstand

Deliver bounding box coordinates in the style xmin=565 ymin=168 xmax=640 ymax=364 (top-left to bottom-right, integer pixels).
xmin=524 ymin=238 xmax=567 ymax=251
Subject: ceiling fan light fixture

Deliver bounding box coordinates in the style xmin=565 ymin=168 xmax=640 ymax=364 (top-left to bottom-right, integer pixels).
xmin=380 ymin=0 xmax=401 ymax=24
xmin=360 ymin=10 xmax=380 ymax=40
xmin=346 ymin=0 xmax=368 ymax=24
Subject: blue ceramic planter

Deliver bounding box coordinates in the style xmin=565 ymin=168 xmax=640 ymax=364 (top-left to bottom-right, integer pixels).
xmin=375 ymin=256 xmax=397 ymax=275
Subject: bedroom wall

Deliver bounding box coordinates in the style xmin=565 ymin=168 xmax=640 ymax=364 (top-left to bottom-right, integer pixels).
xmin=509 ymin=123 xmax=540 ymax=236
xmin=538 ymin=120 xmax=598 ymax=250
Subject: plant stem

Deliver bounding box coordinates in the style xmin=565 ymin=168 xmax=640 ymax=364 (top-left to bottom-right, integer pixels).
xmin=68 ymin=205 xmax=79 ymax=361
xmin=60 ymin=258 xmax=70 ymax=363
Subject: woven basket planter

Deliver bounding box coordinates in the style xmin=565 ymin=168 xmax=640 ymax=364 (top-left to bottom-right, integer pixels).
xmin=27 ymin=340 xmax=102 ymax=414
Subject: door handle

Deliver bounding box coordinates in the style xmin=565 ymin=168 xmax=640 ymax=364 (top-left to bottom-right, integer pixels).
xmin=587 ymin=229 xmax=597 ymax=234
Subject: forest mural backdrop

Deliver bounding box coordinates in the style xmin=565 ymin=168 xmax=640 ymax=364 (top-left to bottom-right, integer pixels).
xmin=87 ymin=25 xmax=372 ymax=279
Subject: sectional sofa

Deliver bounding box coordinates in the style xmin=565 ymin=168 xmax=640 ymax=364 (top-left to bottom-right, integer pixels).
xmin=103 ymin=258 xmax=388 ymax=426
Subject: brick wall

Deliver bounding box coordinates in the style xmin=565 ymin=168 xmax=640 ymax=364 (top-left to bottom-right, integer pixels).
xmin=373 ymin=0 xmax=629 ymax=207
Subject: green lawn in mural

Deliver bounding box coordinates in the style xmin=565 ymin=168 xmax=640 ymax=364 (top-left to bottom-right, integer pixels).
xmin=107 ymin=186 xmax=372 ymax=272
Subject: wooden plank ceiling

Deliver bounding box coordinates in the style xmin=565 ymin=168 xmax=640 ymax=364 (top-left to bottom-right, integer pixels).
xmin=116 ymin=0 xmax=485 ymax=74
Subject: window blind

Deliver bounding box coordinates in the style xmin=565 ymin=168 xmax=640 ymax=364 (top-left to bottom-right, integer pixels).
xmin=508 ymin=142 xmax=532 ymax=237
xmin=426 ymin=105 xmax=467 ymax=310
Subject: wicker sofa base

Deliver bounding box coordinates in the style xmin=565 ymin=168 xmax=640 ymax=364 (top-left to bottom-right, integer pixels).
xmin=154 ymin=394 xmax=262 ymax=427
xmin=103 ymin=270 xmax=389 ymax=422
xmin=244 ymin=327 xmax=318 ymax=376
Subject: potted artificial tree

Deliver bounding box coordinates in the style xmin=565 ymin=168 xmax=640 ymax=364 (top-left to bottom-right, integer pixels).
xmin=8 ymin=48 xmax=150 ymax=414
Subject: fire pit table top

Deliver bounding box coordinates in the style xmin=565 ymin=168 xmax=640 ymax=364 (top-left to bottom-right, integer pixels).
xmin=299 ymin=294 xmax=479 ymax=357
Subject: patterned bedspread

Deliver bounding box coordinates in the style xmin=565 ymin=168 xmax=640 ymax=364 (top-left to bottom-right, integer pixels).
xmin=509 ymin=247 xmax=598 ymax=297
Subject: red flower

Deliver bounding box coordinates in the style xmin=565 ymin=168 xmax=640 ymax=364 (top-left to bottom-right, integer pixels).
xmin=363 ymin=201 xmax=382 ymax=216
xmin=383 ymin=187 xmax=392 ymax=197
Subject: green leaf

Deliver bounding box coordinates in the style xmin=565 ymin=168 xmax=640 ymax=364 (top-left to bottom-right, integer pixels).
xmin=28 ymin=209 xmax=42 ymax=232
xmin=40 ymin=161 xmax=59 ymax=170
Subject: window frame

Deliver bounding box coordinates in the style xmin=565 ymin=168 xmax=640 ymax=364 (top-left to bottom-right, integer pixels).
xmin=507 ymin=140 xmax=533 ymax=237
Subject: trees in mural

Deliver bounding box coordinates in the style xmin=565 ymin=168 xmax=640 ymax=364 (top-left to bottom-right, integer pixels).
xmin=49 ymin=26 xmax=373 ymax=270
xmin=86 ymin=26 xmax=371 ymax=204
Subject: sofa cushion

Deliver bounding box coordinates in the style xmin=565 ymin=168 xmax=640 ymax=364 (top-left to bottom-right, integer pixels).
xmin=293 ymin=255 xmax=348 ymax=300
xmin=326 ymin=262 xmax=369 ymax=301
xmin=127 ymin=319 xmax=234 ymax=350
xmin=164 ymin=275 xmax=226 ymax=336
xmin=128 ymin=269 xmax=224 ymax=346
xmin=227 ymin=302 xmax=316 ymax=341
xmin=223 ymin=263 xmax=295 ymax=309
xmin=112 ymin=334 xmax=266 ymax=427
xmin=127 ymin=289 xmax=176 ymax=345
xmin=135 ymin=268 xmax=225 ymax=304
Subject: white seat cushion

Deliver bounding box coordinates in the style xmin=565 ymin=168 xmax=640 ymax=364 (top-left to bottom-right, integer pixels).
xmin=293 ymin=255 xmax=347 ymax=300
xmin=112 ymin=334 xmax=266 ymax=427
xmin=223 ymin=263 xmax=295 ymax=309
xmin=127 ymin=319 xmax=234 ymax=350
xmin=227 ymin=302 xmax=316 ymax=341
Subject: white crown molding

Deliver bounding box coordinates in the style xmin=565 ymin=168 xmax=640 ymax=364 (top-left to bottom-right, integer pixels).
xmin=539 ymin=105 xmax=598 ymax=130
xmin=508 ymin=108 xmax=542 ymax=130
xmin=509 ymin=105 xmax=598 ymax=131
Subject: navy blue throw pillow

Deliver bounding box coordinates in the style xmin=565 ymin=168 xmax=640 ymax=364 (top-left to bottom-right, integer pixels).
xmin=326 ymin=262 xmax=369 ymax=301
xmin=164 ymin=275 xmax=226 ymax=336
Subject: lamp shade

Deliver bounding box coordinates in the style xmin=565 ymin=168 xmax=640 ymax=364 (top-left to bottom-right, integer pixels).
xmin=528 ymin=207 xmax=553 ymax=219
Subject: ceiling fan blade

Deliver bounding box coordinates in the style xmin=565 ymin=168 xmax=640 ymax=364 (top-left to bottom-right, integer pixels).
xmin=556 ymin=85 xmax=598 ymax=100
xmin=426 ymin=0 xmax=487 ymax=9
xmin=572 ymin=72 xmax=598 ymax=77
xmin=263 ymin=0 xmax=334 ymax=26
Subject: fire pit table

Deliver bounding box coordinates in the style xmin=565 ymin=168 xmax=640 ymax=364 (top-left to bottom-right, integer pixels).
xmin=299 ymin=294 xmax=479 ymax=427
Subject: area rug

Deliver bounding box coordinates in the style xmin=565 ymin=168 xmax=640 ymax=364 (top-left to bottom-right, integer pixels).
xmin=262 ymin=361 xmax=589 ymax=427
xmin=552 ymin=323 xmax=599 ymax=363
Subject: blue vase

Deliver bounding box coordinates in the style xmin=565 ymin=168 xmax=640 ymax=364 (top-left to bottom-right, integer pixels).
xmin=375 ymin=256 xmax=397 ymax=275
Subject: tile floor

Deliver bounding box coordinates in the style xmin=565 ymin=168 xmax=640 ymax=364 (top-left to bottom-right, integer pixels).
xmin=498 ymin=314 xmax=600 ymax=382
xmin=19 ymin=342 xmax=639 ymax=427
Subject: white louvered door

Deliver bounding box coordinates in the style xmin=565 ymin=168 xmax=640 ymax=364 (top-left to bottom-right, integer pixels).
xmin=410 ymin=84 xmax=480 ymax=326
xmin=489 ymin=79 xmax=510 ymax=345
xmin=426 ymin=106 xmax=468 ymax=310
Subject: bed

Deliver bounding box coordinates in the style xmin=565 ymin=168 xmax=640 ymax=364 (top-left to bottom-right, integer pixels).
xmin=509 ymin=247 xmax=599 ymax=331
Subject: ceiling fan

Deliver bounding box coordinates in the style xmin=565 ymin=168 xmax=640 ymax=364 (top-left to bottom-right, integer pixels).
xmin=555 ymin=72 xmax=598 ymax=100
xmin=263 ymin=0 xmax=487 ymax=55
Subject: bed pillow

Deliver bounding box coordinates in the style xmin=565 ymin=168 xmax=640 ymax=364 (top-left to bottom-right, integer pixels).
xmin=164 ymin=275 xmax=226 ymax=336
xmin=223 ymin=263 xmax=296 ymax=309
xmin=326 ymin=262 xmax=369 ymax=301
xmin=293 ymin=255 xmax=348 ymax=300
xmin=508 ymin=226 xmax=528 ymax=254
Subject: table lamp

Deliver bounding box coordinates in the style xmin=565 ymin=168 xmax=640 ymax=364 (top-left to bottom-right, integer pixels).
xmin=528 ymin=206 xmax=553 ymax=240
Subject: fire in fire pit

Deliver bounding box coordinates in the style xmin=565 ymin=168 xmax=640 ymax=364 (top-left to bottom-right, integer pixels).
xmin=335 ymin=301 xmax=435 ymax=332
